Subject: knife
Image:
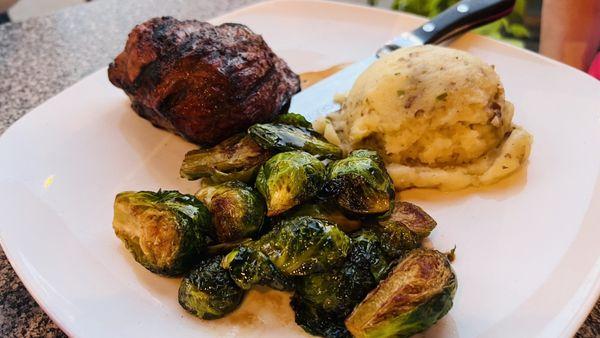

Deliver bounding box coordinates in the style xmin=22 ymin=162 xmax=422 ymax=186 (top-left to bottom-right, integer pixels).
xmin=290 ymin=0 xmax=516 ymax=120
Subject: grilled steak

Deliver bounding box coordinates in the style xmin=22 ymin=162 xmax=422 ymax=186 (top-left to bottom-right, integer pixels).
xmin=108 ymin=17 xmax=301 ymax=145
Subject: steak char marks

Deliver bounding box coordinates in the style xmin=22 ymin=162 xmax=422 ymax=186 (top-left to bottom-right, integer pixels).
xmin=109 ymin=17 xmax=301 ymax=145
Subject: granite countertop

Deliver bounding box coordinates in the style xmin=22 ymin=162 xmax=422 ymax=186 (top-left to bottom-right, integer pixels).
xmin=0 ymin=0 xmax=598 ymax=336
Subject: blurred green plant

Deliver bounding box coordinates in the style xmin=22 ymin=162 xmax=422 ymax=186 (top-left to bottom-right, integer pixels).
xmin=369 ymin=0 xmax=530 ymax=47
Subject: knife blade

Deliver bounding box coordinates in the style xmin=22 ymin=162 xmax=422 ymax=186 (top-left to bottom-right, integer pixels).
xmin=290 ymin=0 xmax=516 ymax=121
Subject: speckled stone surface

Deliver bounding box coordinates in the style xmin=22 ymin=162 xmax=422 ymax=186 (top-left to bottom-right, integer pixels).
xmin=0 ymin=0 xmax=598 ymax=337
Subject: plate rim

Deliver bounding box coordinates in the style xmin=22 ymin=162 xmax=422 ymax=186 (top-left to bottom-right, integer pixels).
xmin=0 ymin=0 xmax=599 ymax=337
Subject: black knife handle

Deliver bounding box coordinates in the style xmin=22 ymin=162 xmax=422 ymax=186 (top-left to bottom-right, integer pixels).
xmin=412 ymin=0 xmax=516 ymax=44
xmin=378 ymin=0 xmax=515 ymax=56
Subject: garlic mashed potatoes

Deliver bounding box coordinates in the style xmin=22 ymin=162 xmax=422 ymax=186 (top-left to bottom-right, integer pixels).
xmin=314 ymin=45 xmax=532 ymax=191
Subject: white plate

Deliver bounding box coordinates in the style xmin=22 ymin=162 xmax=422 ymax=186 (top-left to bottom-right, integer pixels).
xmin=1 ymin=0 xmax=600 ymax=337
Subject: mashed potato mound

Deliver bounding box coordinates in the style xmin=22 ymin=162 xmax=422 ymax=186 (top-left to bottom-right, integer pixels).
xmin=315 ymin=45 xmax=532 ymax=191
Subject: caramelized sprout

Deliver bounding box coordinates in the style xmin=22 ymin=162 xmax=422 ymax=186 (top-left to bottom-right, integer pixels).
xmin=291 ymin=295 xmax=352 ymax=338
xmin=221 ymin=246 xmax=293 ymax=291
xmin=112 ymin=190 xmax=213 ymax=276
xmin=375 ymin=201 xmax=437 ymax=258
xmin=346 ymin=249 xmax=457 ymax=338
xmin=196 ymin=180 xmax=265 ymax=242
xmin=255 ymin=151 xmax=326 ymax=216
xmin=291 ymin=229 xmax=389 ymax=337
xmin=249 ymin=123 xmax=342 ymax=159
xmin=178 ymin=255 xmax=244 ymax=319
xmin=326 ymin=150 xmax=395 ymax=216
xmin=256 ymin=216 xmax=351 ymax=276
xmin=180 ymin=134 xmax=270 ymax=182
xmin=350 ymin=229 xmax=391 ymax=282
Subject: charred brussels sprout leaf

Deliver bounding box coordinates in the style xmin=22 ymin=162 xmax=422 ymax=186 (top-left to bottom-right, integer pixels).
xmin=350 ymin=229 xmax=391 ymax=282
xmin=221 ymin=246 xmax=293 ymax=291
xmin=249 ymin=123 xmax=342 ymax=159
xmin=375 ymin=222 xmax=420 ymax=259
xmin=112 ymin=190 xmax=213 ymax=276
xmin=256 ymin=216 xmax=351 ymax=276
xmin=292 ymin=230 xmax=388 ymax=337
xmin=346 ymin=249 xmax=457 ymax=338
xmin=222 ymin=216 xmax=350 ymax=291
xmin=284 ymin=203 xmax=363 ymax=233
xmin=273 ymin=112 xmax=312 ymax=128
xmin=375 ymin=201 xmax=437 ymax=258
xmin=291 ymin=295 xmax=352 ymax=338
xmin=178 ymin=255 xmax=244 ymax=319
xmin=294 ymin=254 xmax=376 ymax=318
xmin=294 ymin=230 xmax=388 ymax=316
xmin=196 ymin=181 xmax=265 ymax=242
xmin=180 ymin=134 xmax=271 ymax=182
xmin=255 ymin=151 xmax=326 ymax=216
xmin=326 ymin=150 xmax=395 ymax=216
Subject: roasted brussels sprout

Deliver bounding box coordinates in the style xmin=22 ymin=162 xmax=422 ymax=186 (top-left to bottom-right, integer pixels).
xmin=223 ymin=216 xmax=351 ymax=287
xmin=346 ymin=249 xmax=457 ymax=338
xmin=326 ymin=150 xmax=395 ymax=216
xmin=294 ymin=230 xmax=388 ymax=314
xmin=221 ymin=246 xmax=293 ymax=291
xmin=291 ymin=230 xmax=389 ymax=337
xmin=249 ymin=123 xmax=343 ymax=159
xmin=195 ymin=180 xmax=265 ymax=242
xmin=256 ymin=216 xmax=351 ymax=276
xmin=294 ymin=254 xmax=376 ymax=317
xmin=374 ymin=222 xmax=419 ymax=259
xmin=374 ymin=201 xmax=437 ymax=258
xmin=255 ymin=151 xmax=326 ymax=216
xmin=273 ymin=112 xmax=312 ymax=128
xmin=180 ymin=133 xmax=271 ymax=182
xmin=290 ymin=295 xmax=351 ymax=338
xmin=284 ymin=203 xmax=363 ymax=233
xmin=112 ymin=190 xmax=213 ymax=276
xmin=388 ymin=201 xmax=437 ymax=239
xmin=178 ymin=255 xmax=245 ymax=319
xmin=350 ymin=229 xmax=391 ymax=282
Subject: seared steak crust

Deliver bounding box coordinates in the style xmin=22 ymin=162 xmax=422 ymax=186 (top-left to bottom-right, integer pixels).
xmin=108 ymin=17 xmax=301 ymax=145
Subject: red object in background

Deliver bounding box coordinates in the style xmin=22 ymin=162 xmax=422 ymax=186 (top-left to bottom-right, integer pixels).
xmin=589 ymin=53 xmax=600 ymax=80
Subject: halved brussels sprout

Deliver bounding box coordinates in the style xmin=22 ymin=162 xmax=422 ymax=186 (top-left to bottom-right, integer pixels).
xmin=273 ymin=112 xmax=312 ymax=128
xmin=256 ymin=216 xmax=351 ymax=276
xmin=255 ymin=151 xmax=326 ymax=216
xmin=180 ymin=133 xmax=271 ymax=182
xmin=346 ymin=249 xmax=457 ymax=338
xmin=290 ymin=295 xmax=352 ymax=338
xmin=195 ymin=180 xmax=265 ymax=242
xmin=178 ymin=255 xmax=245 ymax=319
xmin=326 ymin=150 xmax=395 ymax=216
xmin=221 ymin=246 xmax=293 ymax=291
xmin=248 ymin=123 xmax=343 ymax=159
xmin=112 ymin=190 xmax=213 ymax=276
xmin=284 ymin=202 xmax=363 ymax=233
xmin=375 ymin=201 xmax=437 ymax=258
